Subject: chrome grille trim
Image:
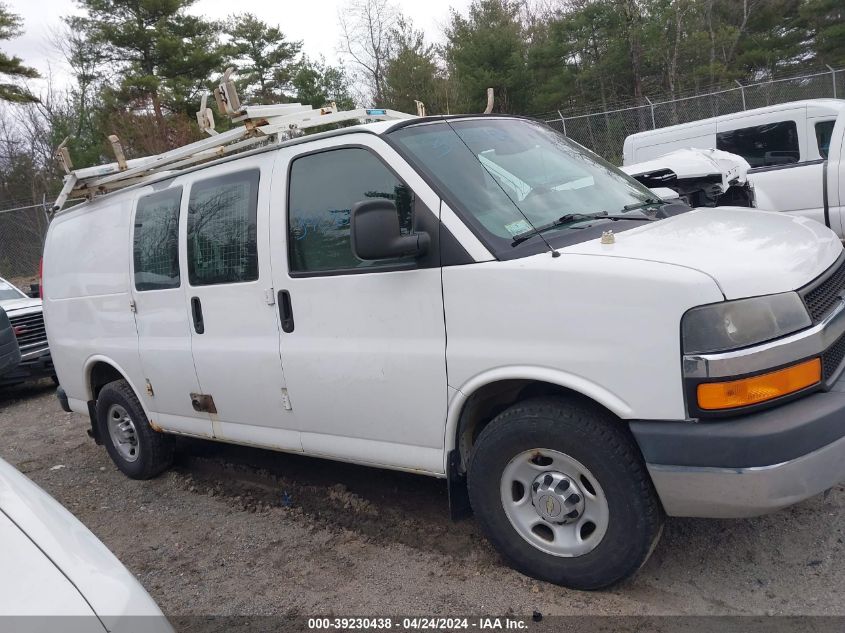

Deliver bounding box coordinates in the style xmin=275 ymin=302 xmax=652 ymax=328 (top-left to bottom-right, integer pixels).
xmin=684 ymin=298 xmax=845 ymax=379
xmin=799 ymin=251 xmax=845 ymax=324
xmin=8 ymin=311 xmax=48 ymax=352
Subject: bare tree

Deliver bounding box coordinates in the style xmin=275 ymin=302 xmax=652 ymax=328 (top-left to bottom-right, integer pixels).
xmin=724 ymin=0 xmax=759 ymax=66
xmin=620 ymin=0 xmax=647 ymax=129
xmin=664 ymin=0 xmax=690 ymax=123
xmin=53 ymin=22 xmax=106 ymax=142
xmin=338 ymin=0 xmax=398 ymax=106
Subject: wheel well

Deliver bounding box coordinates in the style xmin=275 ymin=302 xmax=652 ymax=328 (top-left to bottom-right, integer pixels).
xmin=454 ymin=380 xmax=612 ymax=474
xmin=88 ymin=362 xmax=124 ymax=400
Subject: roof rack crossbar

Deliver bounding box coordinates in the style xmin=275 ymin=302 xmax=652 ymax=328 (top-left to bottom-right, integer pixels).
xmin=53 ymin=70 xmax=418 ymax=212
xmin=79 ymin=125 xmax=256 ymax=191
xmin=231 ymin=103 xmax=313 ymax=122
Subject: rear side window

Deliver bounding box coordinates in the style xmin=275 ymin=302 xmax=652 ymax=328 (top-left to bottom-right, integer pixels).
xmin=716 ymin=121 xmax=800 ymax=167
xmin=187 ymin=170 xmax=259 ymax=286
xmin=815 ymin=120 xmax=835 ymax=159
xmin=133 ymin=188 xmax=182 ymax=291
xmin=287 ymin=148 xmax=414 ymax=274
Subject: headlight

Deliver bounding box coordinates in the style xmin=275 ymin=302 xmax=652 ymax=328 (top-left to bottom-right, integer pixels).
xmin=682 ymin=292 xmax=811 ymax=355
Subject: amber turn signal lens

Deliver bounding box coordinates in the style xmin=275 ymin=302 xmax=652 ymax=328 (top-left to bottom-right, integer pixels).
xmin=697 ymin=358 xmax=821 ymax=411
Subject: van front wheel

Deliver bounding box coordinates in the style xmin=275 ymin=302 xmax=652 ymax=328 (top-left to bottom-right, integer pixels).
xmin=467 ymin=396 xmax=663 ymax=590
xmin=96 ymin=380 xmax=174 ymax=479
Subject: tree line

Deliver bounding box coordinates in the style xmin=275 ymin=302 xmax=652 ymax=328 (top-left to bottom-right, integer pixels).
xmin=0 ymin=0 xmax=843 ymax=207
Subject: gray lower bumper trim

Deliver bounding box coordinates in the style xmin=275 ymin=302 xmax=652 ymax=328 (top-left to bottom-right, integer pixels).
xmin=649 ymin=433 xmax=845 ymax=518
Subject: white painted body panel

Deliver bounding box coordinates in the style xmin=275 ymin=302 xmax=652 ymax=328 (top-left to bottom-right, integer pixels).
xmin=0 ymin=511 xmax=95 ymax=617
xmin=170 ymin=153 xmax=300 ymax=451
xmin=623 ymin=121 xmax=717 ymax=164
xmin=129 ymin=183 xmax=211 ymax=437
xmin=268 ymin=134 xmax=448 ymax=474
xmin=621 ymin=148 xmax=750 ymax=188
xmin=0 ymin=296 xmax=40 ymax=311
xmin=750 ymin=161 xmax=827 ymax=223
xmin=443 ymin=253 xmax=723 ymax=427
xmin=43 ymin=196 xmax=145 ymax=412
xmin=563 ymin=207 xmax=842 ymax=299
xmin=827 ymin=109 xmax=845 ymax=237
xmin=0 ymin=458 xmax=170 ymax=627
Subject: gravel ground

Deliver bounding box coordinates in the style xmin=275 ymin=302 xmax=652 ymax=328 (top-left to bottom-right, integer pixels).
xmin=1 ymin=380 xmax=844 ymax=622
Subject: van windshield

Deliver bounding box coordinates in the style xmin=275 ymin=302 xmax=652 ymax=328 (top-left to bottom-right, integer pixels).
xmin=390 ymin=118 xmax=657 ymax=254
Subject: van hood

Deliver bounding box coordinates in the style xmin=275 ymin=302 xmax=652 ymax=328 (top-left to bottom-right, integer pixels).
xmin=0 ymin=297 xmax=41 ymax=313
xmin=561 ymin=208 xmax=842 ymax=299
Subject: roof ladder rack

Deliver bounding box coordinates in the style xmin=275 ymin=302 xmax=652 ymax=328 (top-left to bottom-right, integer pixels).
xmin=53 ymin=68 xmax=417 ymax=212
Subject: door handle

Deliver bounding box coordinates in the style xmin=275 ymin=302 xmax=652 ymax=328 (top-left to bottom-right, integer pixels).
xmin=191 ymin=296 xmax=204 ymax=334
xmin=278 ymin=290 xmax=294 ymax=333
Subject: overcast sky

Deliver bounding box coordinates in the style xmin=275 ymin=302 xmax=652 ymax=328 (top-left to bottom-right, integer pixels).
xmin=7 ymin=0 xmax=469 ymax=94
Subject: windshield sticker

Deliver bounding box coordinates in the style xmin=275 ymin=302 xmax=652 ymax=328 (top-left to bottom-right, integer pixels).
xmin=504 ymin=219 xmax=533 ymax=237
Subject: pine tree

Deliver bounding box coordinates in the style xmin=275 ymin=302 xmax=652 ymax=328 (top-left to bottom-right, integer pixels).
xmin=800 ymin=0 xmax=845 ymax=67
xmin=69 ymin=0 xmax=224 ymax=142
xmin=224 ymin=14 xmax=302 ymax=104
xmin=0 ymin=3 xmax=39 ymax=103
xmin=445 ymin=0 xmax=529 ymax=113
xmin=292 ymin=56 xmax=355 ymax=110
xmin=383 ymin=17 xmax=442 ymax=114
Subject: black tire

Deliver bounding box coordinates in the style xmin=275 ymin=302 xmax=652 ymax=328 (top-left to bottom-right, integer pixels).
xmin=468 ymin=396 xmax=664 ymax=590
xmin=96 ymin=379 xmax=174 ymax=479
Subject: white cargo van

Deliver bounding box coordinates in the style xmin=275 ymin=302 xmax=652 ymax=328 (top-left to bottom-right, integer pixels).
xmin=44 ymin=102 xmax=845 ymax=590
xmin=623 ymin=99 xmax=845 ymax=233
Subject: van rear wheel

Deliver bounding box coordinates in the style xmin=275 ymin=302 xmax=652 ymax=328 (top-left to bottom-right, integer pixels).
xmin=467 ymin=396 xmax=663 ymax=590
xmin=96 ymin=380 xmax=174 ymax=479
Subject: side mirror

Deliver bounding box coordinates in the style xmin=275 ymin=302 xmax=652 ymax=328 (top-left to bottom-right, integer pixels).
xmin=350 ymin=198 xmax=430 ymax=261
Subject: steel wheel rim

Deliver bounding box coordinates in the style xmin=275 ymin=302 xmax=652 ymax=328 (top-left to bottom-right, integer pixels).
xmin=500 ymin=448 xmax=609 ymax=557
xmin=106 ymin=404 xmax=140 ymax=463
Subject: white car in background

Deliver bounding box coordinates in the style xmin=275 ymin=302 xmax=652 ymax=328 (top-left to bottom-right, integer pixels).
xmin=0 ymin=276 xmax=53 ymax=386
xmin=0 ymin=457 xmax=171 ymax=631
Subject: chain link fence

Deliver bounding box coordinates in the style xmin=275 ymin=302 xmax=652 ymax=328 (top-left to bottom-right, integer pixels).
xmin=0 ymin=199 xmax=51 ymax=291
xmin=539 ymin=67 xmax=845 ymax=165
xmin=1 ymin=67 xmax=843 ymax=285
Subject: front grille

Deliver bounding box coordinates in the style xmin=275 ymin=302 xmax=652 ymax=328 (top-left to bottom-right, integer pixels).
xmin=8 ymin=311 xmax=48 ymax=352
xmin=822 ymin=331 xmax=845 ymax=381
xmin=801 ymin=255 xmax=845 ymax=323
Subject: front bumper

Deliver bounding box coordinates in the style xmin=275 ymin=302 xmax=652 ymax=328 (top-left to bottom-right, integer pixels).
xmin=631 ymin=375 xmax=845 ymax=518
xmin=0 ymin=345 xmax=53 ymax=385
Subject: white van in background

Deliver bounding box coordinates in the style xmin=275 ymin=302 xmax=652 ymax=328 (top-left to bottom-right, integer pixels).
xmin=623 ymin=99 xmax=844 ymax=233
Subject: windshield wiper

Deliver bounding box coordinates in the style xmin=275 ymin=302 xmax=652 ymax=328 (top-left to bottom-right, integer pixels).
xmin=511 ymin=211 xmax=653 ymax=246
xmin=511 ymin=213 xmax=601 ymax=245
xmin=623 ymin=198 xmax=663 ymax=211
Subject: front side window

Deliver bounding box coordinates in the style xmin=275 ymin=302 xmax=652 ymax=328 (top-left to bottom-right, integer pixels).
xmin=187 ymin=170 xmax=259 ymax=286
xmin=288 ymin=147 xmax=414 ymax=273
xmin=716 ymin=121 xmax=800 ymax=167
xmin=815 ymin=120 xmax=835 ymax=159
xmin=133 ymin=188 xmax=181 ymax=291
xmin=390 ymin=118 xmax=656 ymax=255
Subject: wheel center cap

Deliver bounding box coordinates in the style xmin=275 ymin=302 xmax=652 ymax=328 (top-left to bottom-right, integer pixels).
xmin=530 ymin=471 xmax=585 ymax=524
